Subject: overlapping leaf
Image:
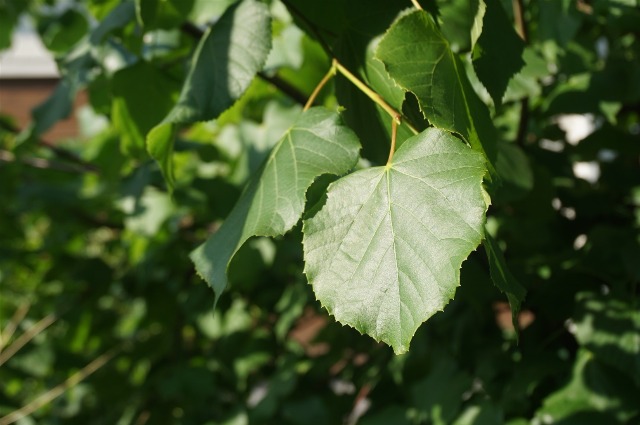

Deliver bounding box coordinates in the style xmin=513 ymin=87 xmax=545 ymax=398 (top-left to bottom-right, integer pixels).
xmin=191 ymin=108 xmax=360 ymax=303
xmin=483 ymin=231 xmax=526 ymax=335
xmin=472 ymin=0 xmax=525 ymax=106
xmin=147 ymin=0 xmax=271 ymax=189
xmin=376 ymin=10 xmax=498 ymax=173
xmin=303 ymin=128 xmax=487 ymax=353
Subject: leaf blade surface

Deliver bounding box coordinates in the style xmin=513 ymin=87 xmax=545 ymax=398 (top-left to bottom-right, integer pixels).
xmin=191 ymin=108 xmax=360 ymax=303
xmin=147 ymin=0 xmax=271 ymax=189
xmin=303 ymin=128 xmax=487 ymax=353
xmin=376 ymin=10 xmax=498 ymax=172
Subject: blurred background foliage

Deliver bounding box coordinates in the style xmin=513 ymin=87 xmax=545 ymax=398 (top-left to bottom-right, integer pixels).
xmin=0 ymin=0 xmax=639 ymax=424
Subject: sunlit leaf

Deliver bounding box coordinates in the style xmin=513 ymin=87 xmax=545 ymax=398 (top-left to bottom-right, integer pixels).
xmin=191 ymin=108 xmax=360 ymax=304
xmin=303 ymin=128 xmax=487 ymax=353
xmin=483 ymin=231 xmax=526 ymax=335
xmin=376 ymin=10 xmax=498 ymax=173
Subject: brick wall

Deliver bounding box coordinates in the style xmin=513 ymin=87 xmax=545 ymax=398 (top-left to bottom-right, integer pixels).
xmin=0 ymin=78 xmax=86 ymax=141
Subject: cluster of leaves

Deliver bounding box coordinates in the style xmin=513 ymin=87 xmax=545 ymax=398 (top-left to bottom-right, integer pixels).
xmin=1 ymin=0 xmax=639 ymax=424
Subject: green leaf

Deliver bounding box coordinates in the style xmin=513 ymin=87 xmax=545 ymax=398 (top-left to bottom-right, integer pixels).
xmin=166 ymin=0 xmax=271 ymax=123
xmin=190 ymin=108 xmax=360 ymax=304
xmin=472 ymin=0 xmax=525 ymax=106
xmin=147 ymin=0 xmax=271 ymax=189
xmin=573 ymin=293 xmax=640 ymax=386
xmin=438 ymin=0 xmax=486 ymax=52
xmin=111 ymin=61 xmax=178 ymax=156
xmin=135 ymin=0 xmax=195 ymax=30
xmin=303 ymin=128 xmax=487 ymax=353
xmin=483 ymin=231 xmax=526 ymax=334
xmin=376 ymin=10 xmax=498 ymax=174
xmin=38 ymin=8 xmax=89 ymax=53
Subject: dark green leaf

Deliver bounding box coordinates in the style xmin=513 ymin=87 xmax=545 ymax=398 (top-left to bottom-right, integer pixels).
xmin=111 ymin=61 xmax=179 ymax=156
xmin=376 ymin=10 xmax=498 ymax=173
xmin=573 ymin=293 xmax=640 ymax=386
xmin=472 ymin=0 xmax=525 ymax=106
xmin=147 ymin=0 xmax=271 ymax=189
xmin=483 ymin=231 xmax=526 ymax=334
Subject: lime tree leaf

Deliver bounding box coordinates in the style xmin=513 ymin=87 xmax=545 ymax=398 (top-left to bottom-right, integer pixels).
xmin=535 ymin=349 xmax=640 ymax=423
xmin=147 ymin=0 xmax=271 ymax=189
xmin=302 ymin=128 xmax=487 ymax=354
xmin=190 ymin=108 xmax=360 ymax=304
xmin=472 ymin=0 xmax=525 ymax=106
xmin=438 ymin=0 xmax=486 ymax=52
xmin=112 ymin=61 xmax=178 ymax=156
xmin=483 ymin=232 xmax=526 ymax=335
xmin=135 ymin=0 xmax=195 ymax=30
xmin=573 ymin=293 xmax=640 ymax=386
xmin=376 ymin=10 xmax=498 ymax=174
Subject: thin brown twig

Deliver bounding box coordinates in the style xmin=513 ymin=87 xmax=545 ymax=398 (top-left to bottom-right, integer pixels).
xmin=0 ymin=347 xmax=119 ymax=425
xmin=0 ymin=303 xmax=31 ymax=351
xmin=279 ymin=0 xmax=335 ymax=57
xmin=513 ymin=0 xmax=529 ymax=146
xmin=512 ymin=0 xmax=529 ymax=42
xmin=0 ymin=313 xmax=57 ymax=367
xmin=0 ymin=149 xmax=95 ymax=174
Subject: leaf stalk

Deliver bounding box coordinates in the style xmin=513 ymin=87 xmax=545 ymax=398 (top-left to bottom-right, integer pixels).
xmin=334 ymin=60 xmax=418 ymax=135
xmin=386 ymin=115 xmax=401 ymax=166
xmin=304 ymin=59 xmax=337 ymax=111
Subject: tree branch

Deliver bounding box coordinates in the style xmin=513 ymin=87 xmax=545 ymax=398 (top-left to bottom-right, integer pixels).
xmin=0 ymin=121 xmax=99 ymax=173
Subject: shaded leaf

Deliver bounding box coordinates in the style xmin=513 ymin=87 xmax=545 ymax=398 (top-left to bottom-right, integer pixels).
xmin=483 ymin=231 xmax=526 ymax=334
xmin=438 ymin=0 xmax=486 ymax=52
xmin=535 ymin=349 xmax=640 ymax=423
xmin=147 ymin=0 xmax=271 ymax=189
xmin=573 ymin=293 xmax=640 ymax=386
xmin=191 ymin=108 xmax=360 ymax=304
xmin=472 ymin=0 xmax=525 ymax=106
xmin=303 ymin=128 xmax=487 ymax=353
xmin=376 ymin=10 xmax=498 ymax=173
xmin=111 ymin=61 xmax=179 ymax=156
xmin=135 ymin=0 xmax=195 ymax=30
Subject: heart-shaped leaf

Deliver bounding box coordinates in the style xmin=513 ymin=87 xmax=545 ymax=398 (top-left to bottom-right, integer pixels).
xmin=303 ymin=128 xmax=487 ymax=353
xmin=376 ymin=10 xmax=498 ymax=173
xmin=147 ymin=0 xmax=271 ymax=190
xmin=191 ymin=108 xmax=361 ymax=303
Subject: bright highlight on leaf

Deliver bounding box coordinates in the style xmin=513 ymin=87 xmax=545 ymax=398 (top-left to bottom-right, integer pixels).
xmin=303 ymin=128 xmax=487 ymax=354
xmin=191 ymin=108 xmax=361 ymax=304
xmin=376 ymin=10 xmax=498 ymax=173
xmin=147 ymin=0 xmax=272 ymax=189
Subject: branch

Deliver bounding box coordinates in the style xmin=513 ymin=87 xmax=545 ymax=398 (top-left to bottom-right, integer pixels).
xmin=0 ymin=121 xmax=99 ymax=173
xmin=0 ymin=303 xmax=30 ymax=351
xmin=0 ymin=313 xmax=58 ymax=367
xmin=0 ymin=347 xmax=119 ymax=425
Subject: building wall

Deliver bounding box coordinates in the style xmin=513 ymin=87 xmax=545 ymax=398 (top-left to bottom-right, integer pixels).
xmin=0 ymin=78 xmax=86 ymax=141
